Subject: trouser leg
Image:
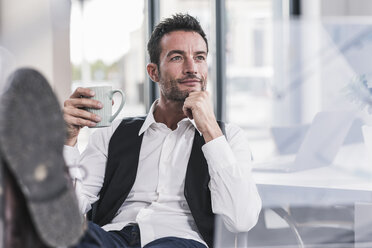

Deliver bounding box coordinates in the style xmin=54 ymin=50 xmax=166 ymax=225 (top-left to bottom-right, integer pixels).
xmin=3 ymin=162 xmax=47 ymax=248
xmin=144 ymin=237 xmax=207 ymax=248
xmin=73 ymin=221 xmax=138 ymax=248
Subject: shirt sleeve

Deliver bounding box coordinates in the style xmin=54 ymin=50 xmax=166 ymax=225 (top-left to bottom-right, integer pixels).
xmin=63 ymin=124 xmax=117 ymax=215
xmin=201 ymin=123 xmax=262 ymax=233
xmin=63 ymin=144 xmax=82 ymax=181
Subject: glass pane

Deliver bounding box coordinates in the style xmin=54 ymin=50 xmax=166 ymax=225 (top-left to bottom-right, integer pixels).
xmin=222 ymin=0 xmax=372 ymax=247
xmin=70 ymin=0 xmax=146 ymax=150
xmin=225 ymin=0 xmax=274 ymax=161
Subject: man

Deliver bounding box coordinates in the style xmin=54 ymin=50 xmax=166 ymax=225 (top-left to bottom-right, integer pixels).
xmin=63 ymin=14 xmax=261 ymax=248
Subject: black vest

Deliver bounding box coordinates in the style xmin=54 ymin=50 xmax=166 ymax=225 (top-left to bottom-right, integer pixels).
xmin=88 ymin=116 xmax=225 ymax=248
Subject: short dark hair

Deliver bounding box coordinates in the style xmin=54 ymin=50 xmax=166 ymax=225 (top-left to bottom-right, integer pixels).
xmin=147 ymin=13 xmax=208 ymax=66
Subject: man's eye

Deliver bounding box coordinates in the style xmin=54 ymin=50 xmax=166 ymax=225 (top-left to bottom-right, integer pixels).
xmin=171 ymin=56 xmax=182 ymax=61
xmin=196 ymin=56 xmax=206 ymax=61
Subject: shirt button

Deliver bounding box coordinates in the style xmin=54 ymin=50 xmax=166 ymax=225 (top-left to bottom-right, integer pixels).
xmin=181 ymin=202 xmax=188 ymax=209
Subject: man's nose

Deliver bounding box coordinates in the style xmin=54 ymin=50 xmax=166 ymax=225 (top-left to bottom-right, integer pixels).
xmin=183 ymin=58 xmax=197 ymax=74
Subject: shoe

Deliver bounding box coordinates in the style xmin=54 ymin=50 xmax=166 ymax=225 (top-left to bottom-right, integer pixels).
xmin=0 ymin=68 xmax=85 ymax=247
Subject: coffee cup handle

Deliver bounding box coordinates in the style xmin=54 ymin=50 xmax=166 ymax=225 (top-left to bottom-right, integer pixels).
xmin=109 ymin=89 xmax=125 ymax=122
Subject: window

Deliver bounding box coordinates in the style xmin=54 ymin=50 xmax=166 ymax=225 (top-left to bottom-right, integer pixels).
xmin=70 ymin=0 xmax=146 ymax=150
xmin=225 ymin=0 xmax=274 ymax=160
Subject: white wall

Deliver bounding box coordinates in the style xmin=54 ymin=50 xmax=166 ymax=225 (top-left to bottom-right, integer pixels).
xmin=0 ymin=0 xmax=72 ymax=105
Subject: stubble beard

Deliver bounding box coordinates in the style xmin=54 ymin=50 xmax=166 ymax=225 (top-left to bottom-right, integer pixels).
xmin=161 ymin=78 xmax=190 ymax=102
xmin=159 ymin=73 xmax=205 ymax=103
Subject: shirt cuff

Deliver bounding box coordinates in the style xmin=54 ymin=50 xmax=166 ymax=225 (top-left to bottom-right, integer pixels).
xmin=63 ymin=145 xmax=82 ymax=181
xmin=201 ymin=135 xmax=237 ymax=174
xmin=63 ymin=145 xmax=80 ymax=167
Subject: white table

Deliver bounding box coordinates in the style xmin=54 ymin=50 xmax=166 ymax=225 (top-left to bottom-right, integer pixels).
xmin=253 ymin=165 xmax=372 ymax=207
xmin=251 ymin=165 xmax=372 ymax=247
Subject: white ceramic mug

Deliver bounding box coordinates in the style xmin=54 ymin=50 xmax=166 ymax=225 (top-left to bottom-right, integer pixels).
xmin=85 ymin=86 xmax=125 ymax=127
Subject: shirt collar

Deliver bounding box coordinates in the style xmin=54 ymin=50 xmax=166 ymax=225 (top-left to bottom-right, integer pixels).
xmin=138 ymin=99 xmax=202 ymax=136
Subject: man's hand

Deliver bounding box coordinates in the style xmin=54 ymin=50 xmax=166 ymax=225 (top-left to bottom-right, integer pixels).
xmin=182 ymin=91 xmax=223 ymax=143
xmin=63 ymin=87 xmax=103 ymax=146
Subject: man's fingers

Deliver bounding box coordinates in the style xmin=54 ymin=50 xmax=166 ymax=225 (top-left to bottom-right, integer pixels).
xmin=63 ymin=87 xmax=98 ymax=143
xmin=64 ymin=98 xmax=103 ymax=109
xmin=64 ymin=107 xmax=101 ymax=122
xmin=64 ymin=114 xmax=97 ymax=128
xmin=70 ymin=87 xmax=95 ymax=98
xmin=185 ymin=91 xmax=211 ymax=110
xmin=188 ymin=90 xmax=209 ymax=96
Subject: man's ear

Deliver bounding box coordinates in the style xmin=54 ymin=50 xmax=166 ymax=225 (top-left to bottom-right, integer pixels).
xmin=147 ymin=63 xmax=159 ymax=82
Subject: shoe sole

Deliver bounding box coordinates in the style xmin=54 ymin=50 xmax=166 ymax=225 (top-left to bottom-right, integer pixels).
xmin=0 ymin=68 xmax=85 ymax=247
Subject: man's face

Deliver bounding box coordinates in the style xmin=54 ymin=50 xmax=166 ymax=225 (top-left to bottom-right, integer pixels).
xmin=156 ymin=31 xmax=208 ymax=102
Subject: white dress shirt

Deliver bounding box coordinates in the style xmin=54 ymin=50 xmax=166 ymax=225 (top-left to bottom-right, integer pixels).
xmin=64 ymin=101 xmax=262 ymax=247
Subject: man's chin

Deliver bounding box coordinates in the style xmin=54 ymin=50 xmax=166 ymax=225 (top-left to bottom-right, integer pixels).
xmin=165 ymin=88 xmax=201 ymax=102
xmin=182 ymin=87 xmax=202 ymax=93
xmin=166 ymin=93 xmax=189 ymax=102
xmin=178 ymin=83 xmax=203 ymax=91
